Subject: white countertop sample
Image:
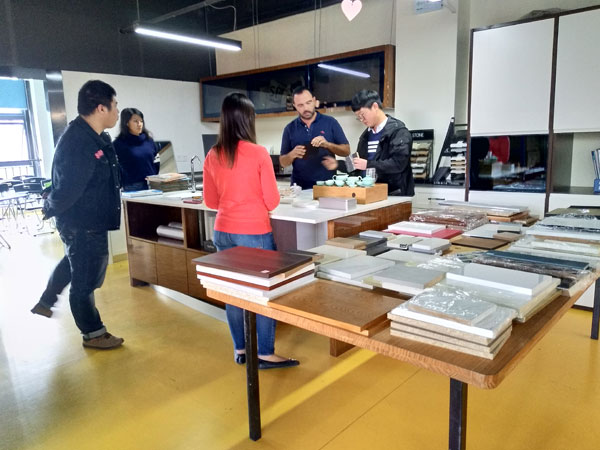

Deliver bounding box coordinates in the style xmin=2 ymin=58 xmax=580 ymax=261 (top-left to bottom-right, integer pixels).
xmin=122 ymin=189 xmax=412 ymax=224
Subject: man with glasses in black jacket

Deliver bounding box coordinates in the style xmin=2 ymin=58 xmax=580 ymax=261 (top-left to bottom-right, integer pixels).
xmin=31 ymin=80 xmax=124 ymax=350
xmin=323 ymin=89 xmax=414 ymax=196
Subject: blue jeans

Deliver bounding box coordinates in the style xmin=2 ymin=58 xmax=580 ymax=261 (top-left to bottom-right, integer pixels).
xmin=122 ymin=181 xmax=148 ymax=192
xmin=213 ymin=230 xmax=277 ymax=356
xmin=41 ymin=224 xmax=109 ymax=339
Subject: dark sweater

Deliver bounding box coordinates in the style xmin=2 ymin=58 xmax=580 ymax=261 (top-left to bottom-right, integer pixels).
xmin=113 ymin=133 xmax=158 ymax=189
xmin=43 ymin=116 xmax=121 ymax=231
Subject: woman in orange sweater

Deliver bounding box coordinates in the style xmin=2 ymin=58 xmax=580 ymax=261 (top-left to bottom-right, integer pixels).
xmin=203 ymin=93 xmax=299 ymax=370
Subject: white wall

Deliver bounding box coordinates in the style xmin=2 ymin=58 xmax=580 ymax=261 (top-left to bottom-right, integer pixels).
xmin=216 ymin=0 xmax=396 ymax=74
xmin=395 ymin=2 xmax=457 ymax=164
xmin=28 ymin=79 xmax=54 ymax=177
xmin=61 ymin=71 xmax=219 ymax=171
xmin=215 ymin=0 xmax=457 ymax=166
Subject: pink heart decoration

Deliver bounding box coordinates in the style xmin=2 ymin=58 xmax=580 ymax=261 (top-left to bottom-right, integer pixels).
xmin=341 ymin=0 xmax=362 ymax=22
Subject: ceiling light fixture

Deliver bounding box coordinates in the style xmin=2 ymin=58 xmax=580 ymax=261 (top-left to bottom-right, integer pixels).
xmin=120 ymin=1 xmax=242 ymax=52
xmin=133 ymin=23 xmax=241 ymax=51
xmin=317 ymin=63 xmax=370 ymax=79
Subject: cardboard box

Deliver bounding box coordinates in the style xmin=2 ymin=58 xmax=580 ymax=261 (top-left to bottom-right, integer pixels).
xmin=313 ymin=183 xmax=387 ymax=204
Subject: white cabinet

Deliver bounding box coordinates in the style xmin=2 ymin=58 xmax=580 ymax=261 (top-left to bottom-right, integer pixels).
xmin=470 ymin=19 xmax=554 ymax=137
xmin=554 ymin=9 xmax=600 ymax=133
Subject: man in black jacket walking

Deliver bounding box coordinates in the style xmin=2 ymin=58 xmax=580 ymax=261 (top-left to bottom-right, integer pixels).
xmin=323 ymin=89 xmax=414 ymax=196
xmin=31 ymin=80 xmax=124 ymax=349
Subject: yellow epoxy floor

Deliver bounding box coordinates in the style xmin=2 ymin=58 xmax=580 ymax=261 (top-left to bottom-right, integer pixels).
xmin=0 ymin=229 xmax=599 ymax=450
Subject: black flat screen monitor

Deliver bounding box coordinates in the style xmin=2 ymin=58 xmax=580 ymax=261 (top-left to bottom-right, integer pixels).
xmin=202 ymin=134 xmax=218 ymax=156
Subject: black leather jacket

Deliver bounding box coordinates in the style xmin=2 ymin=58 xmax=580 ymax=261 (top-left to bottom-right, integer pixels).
xmin=43 ymin=116 xmax=121 ymax=231
xmin=355 ymin=115 xmax=414 ymax=196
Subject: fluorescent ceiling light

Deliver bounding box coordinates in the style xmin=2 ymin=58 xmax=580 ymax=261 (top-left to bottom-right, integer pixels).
xmin=317 ymin=63 xmax=370 ymax=79
xmin=134 ymin=24 xmax=242 ymax=52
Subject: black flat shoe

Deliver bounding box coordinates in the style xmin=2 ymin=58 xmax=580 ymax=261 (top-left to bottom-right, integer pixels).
xmin=258 ymin=358 xmax=300 ymax=370
xmin=235 ymin=354 xmax=246 ymax=365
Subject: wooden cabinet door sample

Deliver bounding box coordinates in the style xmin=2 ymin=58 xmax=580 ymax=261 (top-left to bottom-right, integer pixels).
xmin=127 ymin=238 xmax=157 ymax=285
xmin=156 ymin=245 xmax=189 ymax=293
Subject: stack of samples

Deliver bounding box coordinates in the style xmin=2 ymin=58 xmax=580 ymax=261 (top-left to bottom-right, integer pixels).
xmin=385 ymin=220 xmax=462 ymax=239
xmin=194 ymin=246 xmax=316 ymax=305
xmin=449 ymin=140 xmax=467 ymax=184
xmin=156 ymin=221 xmax=184 ymax=246
xmin=452 ymin=222 xmax=522 ymax=250
xmin=346 ymin=234 xmax=390 ymax=256
xmin=325 ymin=236 xmax=368 ymax=250
xmin=471 ymin=250 xmax=591 ymax=296
xmin=437 ymin=200 xmax=536 ymax=225
xmin=317 ymin=254 xmax=394 ymax=289
xmin=146 ymin=173 xmax=190 ymax=192
xmin=359 ymin=230 xmax=396 ymax=240
xmin=409 ymin=209 xmax=488 ymax=231
xmin=411 ymin=141 xmax=432 ymax=181
xmin=363 ymin=263 xmax=445 ymax=296
xmin=509 ymin=235 xmax=600 ymax=268
xmin=444 ymin=262 xmax=561 ymax=321
xmin=376 ymin=249 xmax=437 ymax=264
xmin=387 ymin=235 xmax=423 ymax=250
xmin=526 ymin=214 xmax=600 ymax=243
xmin=409 ymin=238 xmax=451 ymax=254
xmin=388 ymin=285 xmax=517 ymax=359
xmin=305 ymin=244 xmax=366 ymax=266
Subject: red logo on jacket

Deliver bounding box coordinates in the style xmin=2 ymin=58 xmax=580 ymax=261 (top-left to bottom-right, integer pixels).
xmin=94 ymin=150 xmax=104 ymax=159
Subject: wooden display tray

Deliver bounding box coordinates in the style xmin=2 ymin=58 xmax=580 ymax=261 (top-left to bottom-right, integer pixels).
xmin=313 ymin=183 xmax=387 ymax=204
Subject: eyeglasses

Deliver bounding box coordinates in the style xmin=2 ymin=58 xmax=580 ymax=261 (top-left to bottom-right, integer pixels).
xmin=354 ymin=112 xmax=366 ymax=121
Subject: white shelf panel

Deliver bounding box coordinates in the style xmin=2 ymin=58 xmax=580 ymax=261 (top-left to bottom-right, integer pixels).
xmin=554 ymin=9 xmax=600 ymax=133
xmin=470 ymin=19 xmax=554 ymax=136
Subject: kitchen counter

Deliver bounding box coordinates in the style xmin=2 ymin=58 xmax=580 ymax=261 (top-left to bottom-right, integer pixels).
xmin=123 ymin=189 xmax=412 ymax=225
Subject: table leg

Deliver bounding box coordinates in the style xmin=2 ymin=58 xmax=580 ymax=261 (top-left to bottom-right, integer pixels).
xmin=592 ymin=277 xmax=600 ymax=340
xmin=329 ymin=338 xmax=354 ymax=357
xmin=244 ymin=309 xmax=261 ymax=441
xmin=449 ymin=378 xmax=468 ymax=450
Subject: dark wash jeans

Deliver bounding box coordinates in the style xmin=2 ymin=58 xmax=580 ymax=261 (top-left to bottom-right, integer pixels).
xmin=39 ymin=224 xmax=108 ymax=339
xmin=213 ymin=230 xmax=277 ymax=356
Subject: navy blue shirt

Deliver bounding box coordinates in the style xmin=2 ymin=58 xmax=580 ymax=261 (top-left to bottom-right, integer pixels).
xmin=280 ymin=112 xmax=349 ymax=189
xmin=113 ymin=133 xmax=158 ymax=190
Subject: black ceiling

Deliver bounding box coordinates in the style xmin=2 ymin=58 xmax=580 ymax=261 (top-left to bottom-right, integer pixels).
xmin=0 ymin=0 xmax=341 ymax=82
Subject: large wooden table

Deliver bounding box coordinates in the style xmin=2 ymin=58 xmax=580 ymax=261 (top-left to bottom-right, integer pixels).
xmin=207 ymin=276 xmax=600 ymax=450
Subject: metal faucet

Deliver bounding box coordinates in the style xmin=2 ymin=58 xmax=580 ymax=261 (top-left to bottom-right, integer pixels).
xmin=190 ymin=155 xmax=201 ymax=193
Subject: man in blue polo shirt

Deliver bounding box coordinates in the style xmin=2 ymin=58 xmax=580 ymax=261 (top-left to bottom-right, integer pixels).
xmin=279 ymin=87 xmax=350 ymax=189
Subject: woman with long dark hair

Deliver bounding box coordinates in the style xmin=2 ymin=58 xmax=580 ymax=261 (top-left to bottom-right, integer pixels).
xmin=203 ymin=92 xmax=299 ymax=369
xmin=113 ymin=107 xmax=158 ymax=191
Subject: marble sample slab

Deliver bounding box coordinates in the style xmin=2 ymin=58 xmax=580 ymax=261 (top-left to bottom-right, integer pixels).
xmin=446 ymin=262 xmax=555 ymax=297
xmin=317 ymin=254 xmax=394 ymax=280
